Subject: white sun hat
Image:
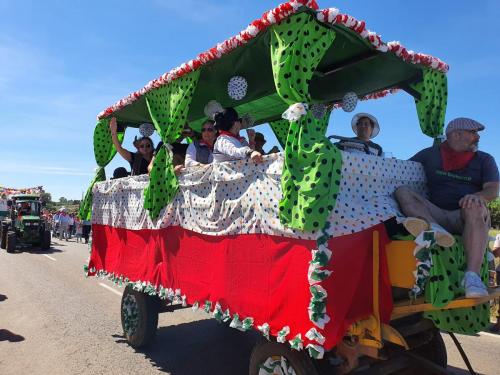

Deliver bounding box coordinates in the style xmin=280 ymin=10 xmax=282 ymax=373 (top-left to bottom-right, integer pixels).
xmin=351 ymin=113 xmax=380 ymax=139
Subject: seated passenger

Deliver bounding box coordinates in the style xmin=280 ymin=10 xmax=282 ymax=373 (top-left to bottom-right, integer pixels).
xmin=338 ymin=113 xmax=383 ymax=156
xmin=185 ymin=120 xmax=216 ymax=167
xmin=109 ymin=117 xmax=154 ymax=175
xmin=213 ymin=108 xmax=263 ymax=163
xmin=395 ymin=118 xmax=499 ymax=298
xmin=111 ymin=167 xmax=129 ymax=180
xmin=253 ymin=132 xmax=279 ymax=155
xmin=148 ymin=142 xmax=188 ymax=175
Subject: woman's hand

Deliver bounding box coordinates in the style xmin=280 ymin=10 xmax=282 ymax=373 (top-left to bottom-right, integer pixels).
xmin=109 ymin=117 xmax=118 ymax=135
xmin=174 ymin=164 xmax=184 ymax=175
xmin=250 ymin=151 xmax=263 ymax=164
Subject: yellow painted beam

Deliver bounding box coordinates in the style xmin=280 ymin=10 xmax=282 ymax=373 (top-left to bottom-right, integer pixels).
xmin=391 ymin=287 xmax=500 ymax=319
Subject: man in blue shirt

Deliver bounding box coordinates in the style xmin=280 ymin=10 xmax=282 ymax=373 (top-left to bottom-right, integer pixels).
xmin=395 ymin=118 xmax=499 ymax=298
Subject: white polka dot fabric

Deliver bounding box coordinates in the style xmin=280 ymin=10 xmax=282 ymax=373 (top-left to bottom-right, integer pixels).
xmin=92 ymin=152 xmax=427 ymax=239
xmin=326 ymin=153 xmax=427 ymax=237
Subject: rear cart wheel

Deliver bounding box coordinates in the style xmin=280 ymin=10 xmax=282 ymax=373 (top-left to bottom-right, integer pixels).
xmin=120 ymin=285 xmax=159 ymax=348
xmin=249 ymin=340 xmax=320 ymax=375
xmin=6 ymin=231 xmax=16 ymax=253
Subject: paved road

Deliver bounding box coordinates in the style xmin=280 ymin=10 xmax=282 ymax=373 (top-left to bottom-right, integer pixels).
xmin=0 ymin=239 xmax=498 ymax=375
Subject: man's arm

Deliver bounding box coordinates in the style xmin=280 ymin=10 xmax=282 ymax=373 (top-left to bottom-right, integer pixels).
xmin=459 ymin=181 xmax=499 ymax=208
xmin=476 ymin=181 xmax=500 ymax=202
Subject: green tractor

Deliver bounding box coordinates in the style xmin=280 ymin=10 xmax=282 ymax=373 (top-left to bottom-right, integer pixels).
xmin=0 ymin=194 xmax=51 ymax=253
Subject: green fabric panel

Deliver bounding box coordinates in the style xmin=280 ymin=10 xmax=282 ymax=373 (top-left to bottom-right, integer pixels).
xmin=144 ymin=71 xmax=200 ymax=219
xmin=423 ymin=236 xmax=490 ymax=334
xmin=269 ymin=119 xmax=289 ymax=149
xmin=270 ymin=13 xmax=341 ymax=231
xmin=146 ymin=71 xmax=200 ymax=141
xmin=410 ymin=69 xmax=448 ymax=138
xmin=80 ymin=120 xmax=124 ymax=220
xmin=270 ymin=13 xmax=335 ymax=104
xmin=278 ymin=111 xmax=342 ymax=231
xmin=93 ymin=118 xmax=124 ymax=167
xmin=78 ymin=167 xmax=105 ymax=221
xmin=143 ymin=147 xmax=178 ymax=218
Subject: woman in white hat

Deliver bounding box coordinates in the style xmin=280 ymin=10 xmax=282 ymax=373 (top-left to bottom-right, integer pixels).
xmin=338 ymin=113 xmax=383 ymax=156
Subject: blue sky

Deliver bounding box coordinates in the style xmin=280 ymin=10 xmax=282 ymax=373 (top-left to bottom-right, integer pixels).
xmin=1 ymin=0 xmax=499 ymax=200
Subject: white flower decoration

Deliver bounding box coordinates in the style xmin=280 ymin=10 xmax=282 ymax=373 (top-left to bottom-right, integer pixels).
xmin=282 ymin=102 xmax=309 ymax=122
xmin=228 ymin=76 xmax=248 ymax=100
xmin=342 ymin=92 xmax=358 ymax=112
xmin=139 ymin=123 xmax=155 ymax=137
xmin=203 ymin=100 xmax=224 ymax=119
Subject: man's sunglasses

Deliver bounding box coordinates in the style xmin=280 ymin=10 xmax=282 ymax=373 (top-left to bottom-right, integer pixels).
xmin=139 ymin=144 xmax=152 ymax=149
xmin=202 ymin=128 xmax=215 ymax=132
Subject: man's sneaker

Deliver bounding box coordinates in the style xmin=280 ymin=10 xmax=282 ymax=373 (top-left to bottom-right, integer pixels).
xmin=462 ymin=271 xmax=489 ymax=298
xmin=429 ymin=223 xmax=455 ymax=248
xmin=403 ymin=217 xmax=430 ymax=237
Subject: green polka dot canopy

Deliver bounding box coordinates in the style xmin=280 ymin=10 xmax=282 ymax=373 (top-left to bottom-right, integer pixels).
xmin=411 ymin=68 xmax=448 ymax=139
xmin=270 ymin=12 xmax=341 ymax=231
xmin=144 ymin=70 xmax=200 ymax=219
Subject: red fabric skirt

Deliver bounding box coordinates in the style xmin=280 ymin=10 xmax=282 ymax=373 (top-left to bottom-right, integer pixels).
xmin=89 ymin=223 xmax=392 ymax=350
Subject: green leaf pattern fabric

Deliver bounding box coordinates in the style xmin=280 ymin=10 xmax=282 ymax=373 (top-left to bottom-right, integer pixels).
xmin=270 ymin=13 xmax=341 ymax=231
xmin=79 ymin=167 xmax=106 ymax=221
xmin=94 ymin=118 xmax=124 ymax=167
xmin=411 ymin=68 xmax=448 ymax=138
xmin=79 ymin=118 xmax=124 ymax=220
xmin=269 ymin=119 xmax=289 ymax=149
xmin=144 ymin=71 xmax=200 ymax=219
xmin=279 ymin=112 xmax=342 ymax=231
xmin=423 ymin=236 xmax=490 ymax=334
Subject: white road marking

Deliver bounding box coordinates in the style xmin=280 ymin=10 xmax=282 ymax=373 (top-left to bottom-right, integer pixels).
xmin=99 ymin=283 xmax=122 ymax=297
xmin=43 ymin=254 xmax=57 ymax=261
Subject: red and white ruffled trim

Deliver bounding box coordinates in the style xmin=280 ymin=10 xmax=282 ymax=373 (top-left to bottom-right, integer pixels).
xmin=97 ymin=1 xmax=448 ymax=120
xmin=317 ymin=8 xmax=448 ymax=73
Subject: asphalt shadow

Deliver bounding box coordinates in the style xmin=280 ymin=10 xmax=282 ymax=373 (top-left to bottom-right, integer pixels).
xmin=115 ymin=319 xmax=259 ymax=375
xmin=24 ymin=247 xmax=63 ymax=254
xmin=0 ymin=329 xmax=25 ymax=342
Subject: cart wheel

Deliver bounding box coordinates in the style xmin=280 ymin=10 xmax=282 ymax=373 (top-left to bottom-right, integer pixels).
xmin=249 ymin=340 xmax=320 ymax=375
xmin=41 ymin=230 xmax=51 ymax=250
xmin=401 ymin=329 xmax=447 ymax=374
xmin=0 ymin=225 xmax=6 ymax=249
xmin=120 ymin=285 xmax=159 ymax=348
xmin=6 ymin=231 xmax=16 ymax=253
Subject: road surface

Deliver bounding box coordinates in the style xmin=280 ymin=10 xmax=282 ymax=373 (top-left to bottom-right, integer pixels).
xmin=0 ymin=239 xmax=498 ymax=374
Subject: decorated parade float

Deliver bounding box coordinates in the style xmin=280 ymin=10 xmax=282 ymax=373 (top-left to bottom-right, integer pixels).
xmin=81 ymin=1 xmax=500 ymax=373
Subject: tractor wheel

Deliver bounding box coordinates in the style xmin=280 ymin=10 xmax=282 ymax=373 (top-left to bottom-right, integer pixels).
xmin=6 ymin=231 xmax=17 ymax=253
xmin=41 ymin=230 xmax=51 ymax=250
xmin=120 ymin=285 xmax=160 ymax=348
xmin=249 ymin=340 xmax=320 ymax=375
xmin=0 ymin=225 xmax=6 ymax=249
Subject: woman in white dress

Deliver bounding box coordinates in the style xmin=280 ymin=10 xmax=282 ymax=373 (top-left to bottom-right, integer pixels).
xmin=213 ymin=107 xmax=263 ymax=164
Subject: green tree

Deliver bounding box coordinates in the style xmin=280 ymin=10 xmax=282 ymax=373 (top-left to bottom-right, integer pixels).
xmin=59 ymin=197 xmax=68 ymax=204
xmin=488 ymin=198 xmax=500 ymax=229
xmin=40 ymin=192 xmax=52 ymax=204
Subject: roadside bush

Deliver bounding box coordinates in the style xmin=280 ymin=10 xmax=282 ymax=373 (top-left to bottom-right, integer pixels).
xmin=488 ymin=198 xmax=500 ymax=229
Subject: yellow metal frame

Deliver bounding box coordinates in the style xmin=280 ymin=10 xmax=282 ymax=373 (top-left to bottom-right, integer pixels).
xmin=345 ymin=232 xmax=500 ymax=358
xmin=392 ymin=287 xmax=500 ymax=319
